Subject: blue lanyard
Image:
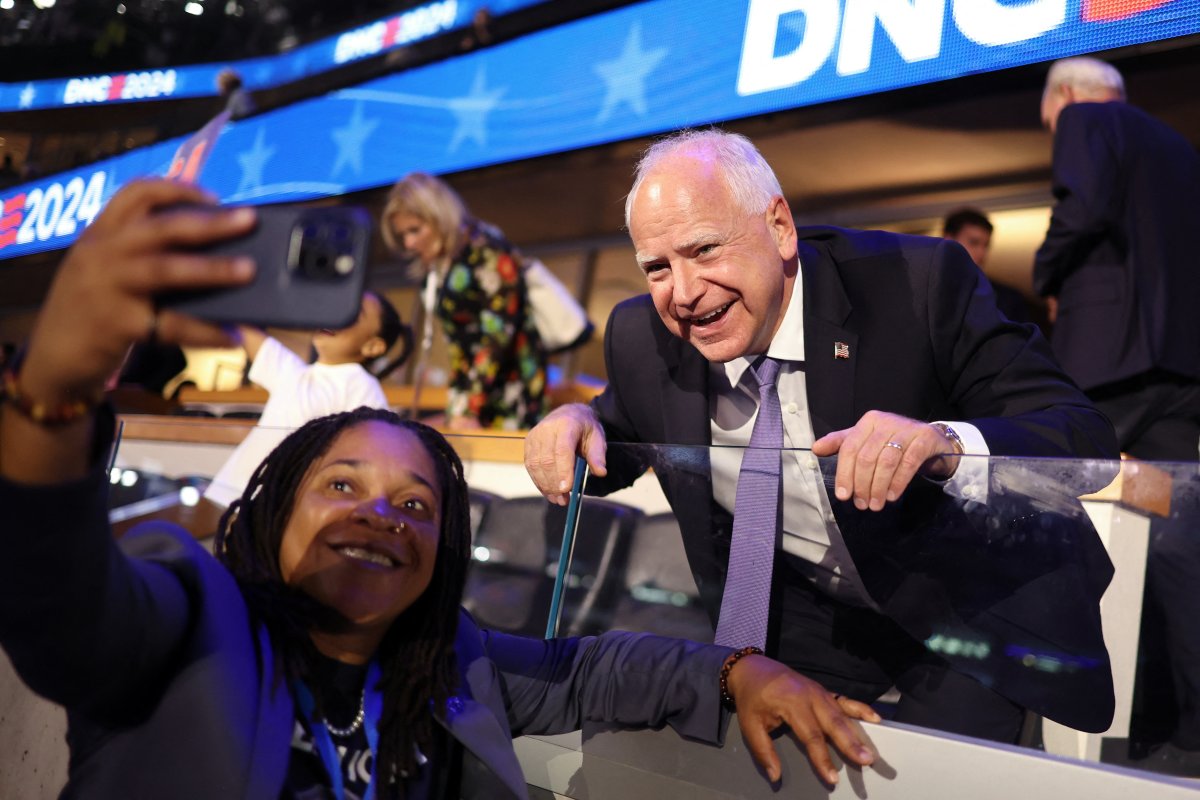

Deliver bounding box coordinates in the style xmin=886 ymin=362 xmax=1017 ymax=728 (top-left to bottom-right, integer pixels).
xmin=293 ymin=661 xmax=383 ymax=800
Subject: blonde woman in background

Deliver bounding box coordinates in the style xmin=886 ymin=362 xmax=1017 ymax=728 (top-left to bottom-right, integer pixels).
xmin=383 ymin=172 xmax=546 ymax=430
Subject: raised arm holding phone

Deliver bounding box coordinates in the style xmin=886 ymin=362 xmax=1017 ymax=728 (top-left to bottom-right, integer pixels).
xmin=0 ymin=179 xmax=880 ymax=798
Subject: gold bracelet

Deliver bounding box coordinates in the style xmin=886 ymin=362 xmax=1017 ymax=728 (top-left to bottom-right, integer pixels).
xmin=719 ymin=645 xmax=764 ymax=710
xmin=0 ymin=350 xmax=102 ymax=427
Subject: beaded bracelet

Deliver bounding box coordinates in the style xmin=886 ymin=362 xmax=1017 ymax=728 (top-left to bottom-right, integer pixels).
xmin=0 ymin=350 xmax=102 ymax=427
xmin=719 ymin=645 xmax=764 ymax=710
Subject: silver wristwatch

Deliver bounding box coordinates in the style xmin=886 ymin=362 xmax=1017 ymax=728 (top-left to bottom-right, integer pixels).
xmin=930 ymin=422 xmax=965 ymax=455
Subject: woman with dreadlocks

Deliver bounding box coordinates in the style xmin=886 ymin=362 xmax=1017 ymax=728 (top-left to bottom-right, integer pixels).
xmin=0 ymin=180 xmax=879 ymax=798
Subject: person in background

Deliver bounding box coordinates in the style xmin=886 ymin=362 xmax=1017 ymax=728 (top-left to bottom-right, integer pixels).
xmin=459 ymin=6 xmax=494 ymax=51
xmin=0 ymin=178 xmax=880 ymax=797
xmin=216 ymin=67 xmax=257 ymax=120
xmin=941 ymin=207 xmax=1032 ymax=324
xmin=383 ymin=172 xmax=547 ymax=431
xmin=525 ymin=128 xmax=1118 ymax=744
xmin=1034 ymin=56 xmax=1200 ymax=776
xmin=0 ymin=342 xmax=17 ymax=371
xmin=0 ymin=154 xmax=20 ymax=190
xmin=202 ymin=290 xmax=404 ymax=509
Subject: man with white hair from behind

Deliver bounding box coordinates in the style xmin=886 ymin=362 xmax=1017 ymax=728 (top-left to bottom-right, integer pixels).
xmin=1034 ymin=55 xmax=1200 ymax=777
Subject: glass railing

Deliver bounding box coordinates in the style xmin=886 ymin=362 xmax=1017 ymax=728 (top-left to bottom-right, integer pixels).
xmin=99 ymin=415 xmax=1200 ymax=791
xmin=547 ymin=442 xmax=1200 ymax=785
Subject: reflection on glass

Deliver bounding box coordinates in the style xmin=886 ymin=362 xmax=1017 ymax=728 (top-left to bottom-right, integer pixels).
xmin=548 ymin=442 xmax=1200 ymax=780
xmin=108 ymin=416 xmax=1200 ymax=783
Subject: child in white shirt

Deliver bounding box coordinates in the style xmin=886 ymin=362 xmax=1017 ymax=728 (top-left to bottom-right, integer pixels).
xmin=203 ymin=292 xmax=403 ymax=508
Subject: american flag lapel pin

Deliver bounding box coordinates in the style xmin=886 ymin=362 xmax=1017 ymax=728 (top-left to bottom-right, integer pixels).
xmin=834 ymin=341 xmax=850 ymax=359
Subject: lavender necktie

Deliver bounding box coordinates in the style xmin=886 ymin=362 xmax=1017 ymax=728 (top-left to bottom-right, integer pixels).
xmin=714 ymin=356 xmax=783 ymax=649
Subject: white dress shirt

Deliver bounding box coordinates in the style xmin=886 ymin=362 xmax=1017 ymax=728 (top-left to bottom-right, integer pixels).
xmin=708 ymin=263 xmax=990 ymax=606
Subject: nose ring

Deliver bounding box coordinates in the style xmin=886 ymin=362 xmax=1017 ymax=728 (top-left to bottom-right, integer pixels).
xmin=389 ymin=522 xmax=405 ymax=535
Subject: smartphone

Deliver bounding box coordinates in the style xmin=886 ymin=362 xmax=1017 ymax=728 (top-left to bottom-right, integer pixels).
xmin=158 ymin=203 xmax=371 ymax=329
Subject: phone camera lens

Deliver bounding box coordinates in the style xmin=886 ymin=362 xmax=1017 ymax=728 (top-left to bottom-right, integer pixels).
xmin=292 ymin=213 xmax=357 ymax=282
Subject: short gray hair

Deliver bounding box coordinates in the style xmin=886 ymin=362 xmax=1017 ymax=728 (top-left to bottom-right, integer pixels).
xmin=1045 ymin=57 xmax=1126 ymax=101
xmin=624 ymin=129 xmax=784 ymax=229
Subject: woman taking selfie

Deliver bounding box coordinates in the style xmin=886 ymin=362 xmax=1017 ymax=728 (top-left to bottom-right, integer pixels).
xmin=383 ymin=172 xmax=547 ymax=431
xmin=0 ymin=180 xmax=877 ymax=798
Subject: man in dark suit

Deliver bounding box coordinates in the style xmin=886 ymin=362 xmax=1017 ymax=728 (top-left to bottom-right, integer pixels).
xmin=1034 ymin=56 xmax=1200 ymax=774
xmin=525 ymin=129 xmax=1118 ymax=743
xmin=1034 ymin=57 xmax=1200 ymax=448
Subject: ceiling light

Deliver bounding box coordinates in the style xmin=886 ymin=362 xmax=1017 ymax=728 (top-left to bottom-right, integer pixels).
xmin=184 ymin=1 xmax=204 ymax=15
xmin=32 ymin=0 xmax=56 ymax=9
xmin=0 ymin=0 xmax=15 ymax=10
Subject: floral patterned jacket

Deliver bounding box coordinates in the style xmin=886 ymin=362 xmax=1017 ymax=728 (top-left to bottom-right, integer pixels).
xmin=436 ymin=220 xmax=546 ymax=429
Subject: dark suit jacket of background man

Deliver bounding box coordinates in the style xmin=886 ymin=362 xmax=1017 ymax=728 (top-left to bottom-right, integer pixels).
xmin=1033 ymin=101 xmax=1200 ymax=392
xmin=587 ymin=226 xmax=1120 ymax=731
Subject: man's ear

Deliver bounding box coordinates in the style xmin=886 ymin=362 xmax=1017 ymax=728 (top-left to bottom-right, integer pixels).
xmin=361 ymin=336 xmax=387 ymax=360
xmin=766 ymin=195 xmax=798 ymax=261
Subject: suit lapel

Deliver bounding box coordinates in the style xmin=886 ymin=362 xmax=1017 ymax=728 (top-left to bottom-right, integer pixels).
xmin=659 ymin=333 xmax=711 ymax=446
xmin=798 ymin=236 xmax=858 ymax=438
xmin=440 ymin=620 xmax=529 ymax=799
xmin=440 ymin=696 xmax=527 ymax=798
xmin=252 ymin=625 xmax=296 ymax=800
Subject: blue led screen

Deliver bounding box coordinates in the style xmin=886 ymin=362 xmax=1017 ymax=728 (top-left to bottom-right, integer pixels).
xmin=0 ymin=0 xmax=545 ymax=113
xmin=2 ymin=0 xmax=1197 ymax=260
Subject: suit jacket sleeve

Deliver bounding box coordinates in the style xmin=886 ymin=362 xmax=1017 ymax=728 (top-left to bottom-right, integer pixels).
xmin=925 ymin=237 xmax=1117 ymax=464
xmin=482 ymin=628 xmax=732 ymax=744
xmin=1033 ymin=103 xmax=1120 ymax=298
xmin=585 ymin=298 xmax=664 ymax=494
xmin=0 ymin=421 xmax=193 ymax=721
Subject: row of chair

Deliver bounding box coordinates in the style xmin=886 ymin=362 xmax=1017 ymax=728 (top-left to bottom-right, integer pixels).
xmin=463 ymin=490 xmax=714 ymax=643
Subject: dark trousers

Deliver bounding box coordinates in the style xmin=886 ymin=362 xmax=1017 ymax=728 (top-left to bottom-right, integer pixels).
xmin=1092 ymin=372 xmax=1200 ymax=748
xmin=1092 ymin=371 xmax=1200 ymax=462
xmin=767 ymin=565 xmax=1024 ymax=744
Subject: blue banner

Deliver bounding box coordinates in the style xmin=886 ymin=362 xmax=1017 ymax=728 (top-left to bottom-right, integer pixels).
xmin=0 ymin=0 xmax=544 ymax=112
xmin=3 ymin=0 xmax=1197 ymax=260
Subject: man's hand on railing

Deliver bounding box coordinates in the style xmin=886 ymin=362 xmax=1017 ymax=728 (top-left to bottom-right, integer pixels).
xmin=523 ymin=402 xmax=608 ymax=506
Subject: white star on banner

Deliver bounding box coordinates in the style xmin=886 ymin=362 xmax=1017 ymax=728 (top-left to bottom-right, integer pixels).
xmin=447 ymin=68 xmax=507 ymax=152
xmin=237 ymin=127 xmax=276 ymax=192
xmin=330 ymin=101 xmax=380 ymax=178
xmin=594 ymin=22 xmax=668 ymax=124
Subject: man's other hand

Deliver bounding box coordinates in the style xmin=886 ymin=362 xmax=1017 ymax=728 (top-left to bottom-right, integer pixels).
xmin=812 ymin=411 xmax=962 ymax=511
xmin=523 ymin=403 xmax=608 ymax=505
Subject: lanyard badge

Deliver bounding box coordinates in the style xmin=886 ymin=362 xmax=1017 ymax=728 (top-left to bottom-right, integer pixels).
xmin=293 ymin=661 xmax=383 ymax=800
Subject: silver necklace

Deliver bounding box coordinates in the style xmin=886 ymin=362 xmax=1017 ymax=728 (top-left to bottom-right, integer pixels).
xmin=322 ymin=687 xmax=366 ymax=738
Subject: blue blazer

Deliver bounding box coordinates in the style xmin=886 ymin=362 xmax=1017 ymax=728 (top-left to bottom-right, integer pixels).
xmin=0 ymin=458 xmax=730 ymax=798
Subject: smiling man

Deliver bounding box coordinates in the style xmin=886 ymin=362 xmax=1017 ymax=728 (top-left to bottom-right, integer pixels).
xmin=524 ymin=128 xmax=1119 ymax=744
